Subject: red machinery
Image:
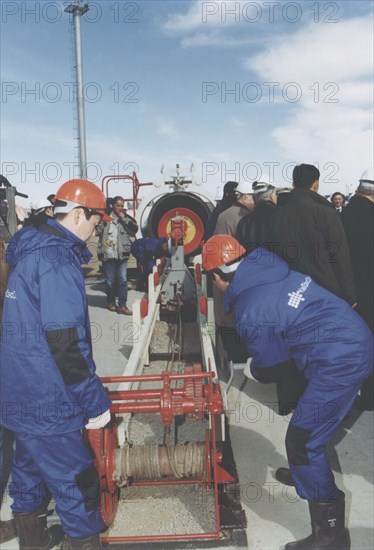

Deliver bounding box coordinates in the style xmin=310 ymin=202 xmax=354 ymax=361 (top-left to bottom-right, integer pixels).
xmin=86 ymin=366 xmax=236 ymax=544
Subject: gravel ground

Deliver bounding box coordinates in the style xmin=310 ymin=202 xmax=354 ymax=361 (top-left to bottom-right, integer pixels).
xmin=107 ymin=484 xmax=216 ymax=537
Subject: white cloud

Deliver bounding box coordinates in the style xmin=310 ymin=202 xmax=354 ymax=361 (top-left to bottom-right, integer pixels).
xmin=181 ymin=30 xmax=246 ymax=48
xmin=163 ymin=1 xmax=269 ymax=48
xmin=163 ymin=1 xmax=224 ymax=32
xmin=245 ymin=18 xmax=373 ymax=84
xmin=244 ymin=15 xmax=374 ymax=194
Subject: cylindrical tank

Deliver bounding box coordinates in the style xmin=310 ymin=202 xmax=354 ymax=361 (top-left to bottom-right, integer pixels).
xmin=137 ymin=188 xmax=215 ymax=256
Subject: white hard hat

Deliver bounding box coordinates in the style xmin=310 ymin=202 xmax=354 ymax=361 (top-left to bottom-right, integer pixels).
xmin=360 ymin=166 xmax=374 ymax=183
xmin=236 ymin=181 xmax=253 ymax=195
xmin=30 ymin=198 xmax=52 ymax=211
xmin=252 ymin=177 xmax=280 ymax=193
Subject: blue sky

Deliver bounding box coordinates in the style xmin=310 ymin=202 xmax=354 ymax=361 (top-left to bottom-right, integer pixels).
xmin=1 ymin=0 xmax=373 ymax=207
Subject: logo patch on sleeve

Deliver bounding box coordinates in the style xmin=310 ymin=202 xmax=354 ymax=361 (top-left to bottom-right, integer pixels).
xmin=287 ymin=277 xmax=311 ymax=309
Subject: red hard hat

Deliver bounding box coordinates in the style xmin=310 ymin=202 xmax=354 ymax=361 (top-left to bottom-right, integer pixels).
xmin=202 ymin=235 xmax=246 ymax=272
xmin=54 ymin=179 xmax=112 ymax=222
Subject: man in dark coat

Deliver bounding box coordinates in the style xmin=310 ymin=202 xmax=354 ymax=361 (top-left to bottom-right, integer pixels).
xmin=272 ymin=164 xmax=356 ymax=305
xmin=330 ymin=191 xmax=346 ymax=213
xmin=203 ymin=181 xmax=238 ymax=242
xmin=342 ymin=168 xmax=374 ymax=410
xmin=236 ymin=179 xmax=307 ymax=415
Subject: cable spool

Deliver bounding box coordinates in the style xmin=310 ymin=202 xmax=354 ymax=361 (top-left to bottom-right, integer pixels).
xmin=118 ymin=442 xmax=206 ymax=483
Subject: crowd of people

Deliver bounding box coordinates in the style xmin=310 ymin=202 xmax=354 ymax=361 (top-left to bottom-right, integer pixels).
xmin=0 ymin=164 xmax=372 ymax=549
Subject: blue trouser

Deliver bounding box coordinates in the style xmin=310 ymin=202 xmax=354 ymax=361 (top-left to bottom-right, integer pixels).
xmin=103 ymin=259 xmax=128 ymax=307
xmin=286 ymin=347 xmax=372 ymax=502
xmin=10 ymin=431 xmax=104 ymax=538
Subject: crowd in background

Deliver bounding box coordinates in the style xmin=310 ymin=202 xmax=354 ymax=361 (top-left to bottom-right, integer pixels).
xmin=204 ymin=165 xmax=373 ymax=413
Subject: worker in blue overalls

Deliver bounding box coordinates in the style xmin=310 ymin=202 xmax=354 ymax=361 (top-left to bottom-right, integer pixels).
xmin=0 ymin=179 xmax=112 ymax=550
xmin=202 ymin=235 xmax=373 ymax=550
xmin=130 ymin=237 xmax=169 ymax=291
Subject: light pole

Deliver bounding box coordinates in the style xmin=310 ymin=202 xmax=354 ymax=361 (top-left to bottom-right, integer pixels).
xmin=65 ymin=2 xmax=89 ymax=180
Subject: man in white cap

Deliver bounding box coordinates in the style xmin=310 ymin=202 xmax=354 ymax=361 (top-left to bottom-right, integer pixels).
xmin=236 ymin=177 xmax=279 ymax=250
xmin=342 ymin=167 xmax=374 ymax=410
xmin=23 ymin=198 xmax=53 ymax=228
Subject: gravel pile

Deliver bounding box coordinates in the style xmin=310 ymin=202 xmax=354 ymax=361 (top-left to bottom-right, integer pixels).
xmin=107 ymin=484 xmax=216 ymax=537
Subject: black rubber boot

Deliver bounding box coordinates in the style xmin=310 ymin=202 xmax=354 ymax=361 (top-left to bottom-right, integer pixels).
xmin=275 ymin=467 xmax=295 ymax=487
xmin=63 ymin=533 xmax=102 ymax=549
xmin=0 ymin=519 xmax=17 ymax=543
xmin=13 ymin=506 xmax=64 ymax=550
xmin=284 ymin=492 xmax=350 ymax=549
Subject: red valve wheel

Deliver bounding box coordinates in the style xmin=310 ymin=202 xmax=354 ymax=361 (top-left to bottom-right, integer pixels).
xmin=86 ymin=421 xmax=119 ymax=527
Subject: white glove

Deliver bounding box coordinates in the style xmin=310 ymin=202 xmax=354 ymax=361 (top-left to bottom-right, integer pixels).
xmin=85 ymin=409 xmax=111 ymax=429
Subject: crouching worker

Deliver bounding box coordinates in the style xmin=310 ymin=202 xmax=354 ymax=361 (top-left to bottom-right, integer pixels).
xmin=130 ymin=237 xmax=169 ymax=291
xmin=0 ymin=179 xmax=113 ymax=550
xmin=202 ymin=235 xmax=373 ymax=550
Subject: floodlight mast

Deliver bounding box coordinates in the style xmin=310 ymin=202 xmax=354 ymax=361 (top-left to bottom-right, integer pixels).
xmin=65 ymin=2 xmax=89 ymax=180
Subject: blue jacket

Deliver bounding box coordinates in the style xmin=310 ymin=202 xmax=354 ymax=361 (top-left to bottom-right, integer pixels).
xmin=0 ymin=220 xmax=111 ymax=435
xmin=131 ymin=237 xmax=167 ymax=273
xmin=224 ymin=248 xmax=373 ymax=383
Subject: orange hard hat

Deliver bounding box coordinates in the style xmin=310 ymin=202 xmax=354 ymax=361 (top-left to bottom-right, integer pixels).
xmin=54 ymin=179 xmax=112 ymax=222
xmin=202 ymin=235 xmax=246 ymax=272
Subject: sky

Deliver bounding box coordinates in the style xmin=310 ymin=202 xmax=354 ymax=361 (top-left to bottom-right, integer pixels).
xmin=1 ymin=0 xmax=373 ymax=207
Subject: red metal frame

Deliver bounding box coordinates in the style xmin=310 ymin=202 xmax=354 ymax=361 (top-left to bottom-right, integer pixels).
xmin=101 ymin=172 xmax=153 ymax=215
xmin=87 ymin=368 xmax=234 ymax=544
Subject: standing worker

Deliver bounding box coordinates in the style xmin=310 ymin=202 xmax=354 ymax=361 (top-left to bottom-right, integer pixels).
xmin=202 ymin=235 xmax=373 ymax=550
xmin=97 ymin=196 xmax=138 ymax=315
xmin=342 ymin=168 xmax=374 ymax=410
xmin=0 ymin=179 xmax=113 ymax=550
